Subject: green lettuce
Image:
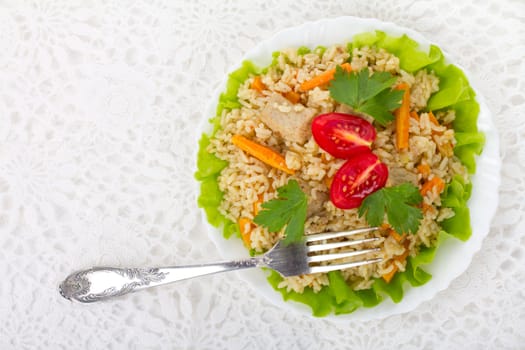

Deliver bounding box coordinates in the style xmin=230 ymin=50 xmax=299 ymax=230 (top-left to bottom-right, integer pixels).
xmin=350 ymin=30 xmax=442 ymax=72
xmin=297 ymin=46 xmax=311 ymax=55
xmin=196 ymin=61 xmax=259 ymax=238
xmin=197 ymin=31 xmax=484 ymax=316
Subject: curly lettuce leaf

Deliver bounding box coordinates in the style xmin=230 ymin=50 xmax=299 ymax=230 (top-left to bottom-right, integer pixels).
xmin=297 ymin=46 xmax=311 ymax=55
xmin=196 ymin=61 xmax=259 ymax=238
xmin=351 ymin=31 xmax=442 ymax=72
xmin=440 ymin=175 xmax=473 ymax=241
xmin=267 ymin=270 xmax=366 ymax=316
xmin=216 ymin=60 xmax=260 ymax=121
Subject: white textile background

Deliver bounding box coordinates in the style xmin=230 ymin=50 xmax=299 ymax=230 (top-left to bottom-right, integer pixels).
xmin=0 ymin=0 xmax=523 ymax=349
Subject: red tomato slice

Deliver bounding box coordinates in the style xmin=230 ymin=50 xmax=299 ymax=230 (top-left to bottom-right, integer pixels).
xmin=311 ymin=112 xmax=376 ymax=159
xmin=330 ymin=152 xmax=388 ymax=209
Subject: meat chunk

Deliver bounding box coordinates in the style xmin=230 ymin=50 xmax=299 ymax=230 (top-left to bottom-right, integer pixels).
xmin=296 ymin=179 xmax=329 ymax=218
xmin=307 ymin=191 xmax=329 ymax=218
xmin=260 ymin=93 xmax=317 ymax=144
xmin=387 ymin=166 xmax=419 ymax=186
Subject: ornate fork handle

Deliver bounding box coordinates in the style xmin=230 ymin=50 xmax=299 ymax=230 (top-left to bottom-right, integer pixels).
xmin=59 ymin=258 xmax=264 ymax=303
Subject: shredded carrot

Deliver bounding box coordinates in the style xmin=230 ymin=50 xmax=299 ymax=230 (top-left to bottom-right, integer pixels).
xmin=251 ymin=76 xmax=267 ymax=93
xmin=380 ymin=223 xmax=391 ymax=230
xmin=420 ymin=176 xmax=445 ymax=196
xmin=428 ymin=111 xmax=439 ymax=126
xmin=253 ymin=194 xmax=264 ymax=216
xmin=410 ymin=111 xmax=420 ymax=122
xmin=324 ymin=176 xmax=333 ymax=188
xmin=416 ymin=164 xmax=431 ymax=177
xmin=394 ymin=83 xmax=411 ymax=150
xmin=231 ymin=135 xmax=295 ymax=175
xmin=382 ymin=267 xmax=398 ymax=283
xmin=238 ymin=218 xmax=253 ymax=247
xmin=283 ymin=90 xmax=301 ymax=104
xmin=388 ymin=229 xmax=405 ymax=243
xmin=425 ymin=111 xmax=445 ymax=139
xmin=300 ymin=62 xmax=352 ymax=91
xmin=422 ymin=203 xmax=435 ymax=214
xmin=437 ymin=140 xmax=454 ymax=157
xmin=382 ymin=241 xmax=411 ymax=283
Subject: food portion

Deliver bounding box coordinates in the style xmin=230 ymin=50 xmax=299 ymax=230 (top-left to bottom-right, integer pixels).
xmin=196 ymin=31 xmax=484 ymax=316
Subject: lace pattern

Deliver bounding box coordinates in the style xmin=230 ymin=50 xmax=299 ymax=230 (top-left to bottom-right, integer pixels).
xmin=0 ymin=0 xmax=524 ymax=349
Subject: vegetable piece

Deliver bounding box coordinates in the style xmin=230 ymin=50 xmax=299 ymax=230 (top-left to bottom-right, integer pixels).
xmin=382 ymin=265 xmax=397 ymax=284
xmin=387 ymin=229 xmax=404 ymax=243
xmin=283 ymin=90 xmax=301 ymax=104
xmin=420 ymin=176 xmax=445 ymax=196
xmin=297 ymin=46 xmax=311 ymax=55
xmin=251 ymin=76 xmax=267 ymax=93
xmin=329 ymin=67 xmax=405 ymax=125
xmin=311 ymin=112 xmax=377 ymax=159
xmin=382 ymin=242 xmax=410 ymax=283
xmin=231 ymin=135 xmax=295 ymax=175
xmin=300 ymin=63 xmax=352 ymax=91
xmin=253 ymin=194 xmax=264 ymax=216
xmin=330 ymin=153 xmax=388 ymax=209
xmin=422 ymin=203 xmax=435 ymax=214
xmin=394 ymin=83 xmax=410 ymax=150
xmin=324 ymin=176 xmax=333 ymax=188
xmin=416 ymin=164 xmax=431 ymax=177
xmin=238 ymin=218 xmax=253 ymax=247
xmin=410 ymin=111 xmax=420 ymax=122
xmin=427 ymin=111 xmax=440 ymax=126
xmin=254 ymin=179 xmax=308 ymax=245
xmin=358 ymin=183 xmax=423 ymax=234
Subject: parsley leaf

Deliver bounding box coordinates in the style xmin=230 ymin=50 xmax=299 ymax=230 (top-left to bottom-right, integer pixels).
xmin=358 ymin=183 xmax=423 ymax=234
xmin=329 ymin=67 xmax=405 ymax=125
xmin=253 ymin=179 xmax=308 ymax=245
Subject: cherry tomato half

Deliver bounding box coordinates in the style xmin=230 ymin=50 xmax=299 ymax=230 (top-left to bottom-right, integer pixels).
xmin=330 ymin=152 xmax=388 ymax=209
xmin=311 ymin=112 xmax=376 ymax=159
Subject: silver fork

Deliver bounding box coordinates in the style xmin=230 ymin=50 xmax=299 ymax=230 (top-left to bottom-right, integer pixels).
xmin=59 ymin=227 xmax=382 ymax=303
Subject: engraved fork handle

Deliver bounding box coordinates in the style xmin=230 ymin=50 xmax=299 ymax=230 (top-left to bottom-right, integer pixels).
xmin=59 ymin=258 xmax=265 ymax=303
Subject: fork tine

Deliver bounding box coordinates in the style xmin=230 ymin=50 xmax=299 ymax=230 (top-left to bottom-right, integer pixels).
xmin=305 ymin=227 xmax=379 ymax=243
xmin=307 ymin=237 xmax=381 ymax=253
xmin=308 ymin=257 xmax=383 ymax=274
xmin=307 ymin=247 xmax=381 ymax=263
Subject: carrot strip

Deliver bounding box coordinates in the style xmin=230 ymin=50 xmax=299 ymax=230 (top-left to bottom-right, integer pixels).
xmin=416 ymin=164 xmax=431 ymax=177
xmin=428 ymin=111 xmax=439 ymax=126
xmin=283 ymin=90 xmax=301 ymax=104
xmin=436 ymin=140 xmax=454 ymax=157
xmin=388 ymin=229 xmax=404 ymax=243
xmin=324 ymin=176 xmax=333 ymax=188
xmin=394 ymin=83 xmax=410 ymax=151
xmin=410 ymin=111 xmax=420 ymax=122
xmin=238 ymin=218 xmax=253 ymax=247
xmin=382 ymin=241 xmax=411 ymax=283
xmin=231 ymin=135 xmax=295 ymax=175
xmin=253 ymin=194 xmax=264 ymax=216
xmin=422 ymin=203 xmax=435 ymax=214
xmin=300 ymin=62 xmax=352 ymax=91
xmin=382 ymin=266 xmax=398 ymax=284
xmin=420 ymin=176 xmax=445 ymax=196
xmin=251 ymin=76 xmax=267 ymax=93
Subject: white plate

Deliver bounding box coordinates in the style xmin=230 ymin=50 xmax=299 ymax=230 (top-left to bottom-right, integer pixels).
xmin=199 ymin=16 xmax=501 ymax=321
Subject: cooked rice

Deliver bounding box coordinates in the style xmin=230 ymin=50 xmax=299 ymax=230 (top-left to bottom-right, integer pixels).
xmin=208 ymin=43 xmax=468 ymax=293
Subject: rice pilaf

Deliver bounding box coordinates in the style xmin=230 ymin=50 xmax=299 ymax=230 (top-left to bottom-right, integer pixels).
xmin=208 ymin=44 xmax=468 ymax=294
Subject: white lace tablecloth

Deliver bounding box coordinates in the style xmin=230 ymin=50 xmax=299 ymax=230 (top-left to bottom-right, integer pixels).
xmin=0 ymin=0 xmax=524 ymax=349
